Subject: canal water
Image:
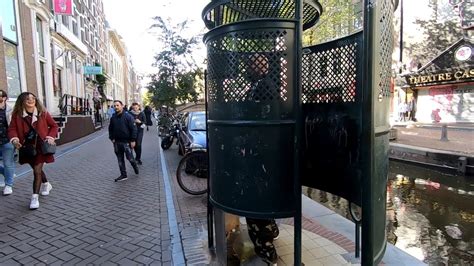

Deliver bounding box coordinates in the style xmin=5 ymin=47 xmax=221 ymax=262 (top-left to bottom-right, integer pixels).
xmin=304 ymin=161 xmax=474 ymax=265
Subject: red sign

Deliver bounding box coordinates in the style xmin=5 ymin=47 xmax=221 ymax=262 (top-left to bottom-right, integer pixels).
xmin=54 ymin=0 xmax=73 ymax=16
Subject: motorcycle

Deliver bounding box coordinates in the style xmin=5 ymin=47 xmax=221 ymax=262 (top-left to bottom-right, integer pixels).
xmin=160 ymin=115 xmax=180 ymax=150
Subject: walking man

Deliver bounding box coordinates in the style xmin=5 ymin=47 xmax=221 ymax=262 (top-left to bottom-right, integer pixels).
xmin=129 ymin=103 xmax=145 ymax=165
xmin=108 ymin=100 xmax=139 ymax=182
xmin=0 ymin=90 xmax=15 ymax=195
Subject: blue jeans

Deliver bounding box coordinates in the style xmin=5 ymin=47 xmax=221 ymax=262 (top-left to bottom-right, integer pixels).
xmin=0 ymin=142 xmax=15 ymax=187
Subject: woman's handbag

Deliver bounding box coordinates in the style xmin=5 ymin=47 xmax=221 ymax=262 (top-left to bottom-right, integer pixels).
xmin=19 ymin=143 xmax=37 ymax=158
xmin=41 ymin=140 xmax=56 ymax=155
xmin=18 ymin=118 xmax=38 ymax=160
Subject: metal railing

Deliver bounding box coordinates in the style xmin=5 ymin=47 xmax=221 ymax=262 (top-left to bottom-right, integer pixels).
xmin=58 ymin=94 xmax=93 ymax=116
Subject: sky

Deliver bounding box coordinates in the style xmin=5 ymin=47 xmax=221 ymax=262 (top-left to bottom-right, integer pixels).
xmin=102 ymin=0 xmax=210 ymax=79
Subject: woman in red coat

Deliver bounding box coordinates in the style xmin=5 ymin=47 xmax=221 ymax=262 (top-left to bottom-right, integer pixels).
xmin=8 ymin=92 xmax=58 ymax=210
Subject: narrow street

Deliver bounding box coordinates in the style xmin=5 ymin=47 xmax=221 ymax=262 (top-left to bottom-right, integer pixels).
xmin=0 ymin=127 xmax=210 ymax=265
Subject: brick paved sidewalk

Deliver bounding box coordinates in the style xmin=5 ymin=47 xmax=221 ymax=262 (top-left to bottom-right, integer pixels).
xmin=392 ymin=126 xmax=474 ymax=156
xmin=0 ymin=129 xmax=170 ymax=265
xmin=160 ymin=144 xmax=211 ymax=264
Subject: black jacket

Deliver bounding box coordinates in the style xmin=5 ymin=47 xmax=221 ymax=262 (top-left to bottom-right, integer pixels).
xmin=109 ymin=111 xmax=137 ymax=142
xmin=130 ymin=111 xmax=146 ymax=130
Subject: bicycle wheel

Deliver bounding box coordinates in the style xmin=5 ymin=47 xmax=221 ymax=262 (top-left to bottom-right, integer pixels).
xmin=176 ymin=151 xmax=208 ymax=195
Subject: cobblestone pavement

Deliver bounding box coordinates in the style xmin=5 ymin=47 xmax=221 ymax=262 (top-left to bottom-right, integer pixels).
xmin=0 ymin=128 xmax=173 ymax=265
xmin=160 ymin=144 xmax=211 ymax=265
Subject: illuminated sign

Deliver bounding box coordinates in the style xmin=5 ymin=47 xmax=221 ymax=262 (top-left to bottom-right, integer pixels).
xmin=407 ymin=68 xmax=474 ymax=86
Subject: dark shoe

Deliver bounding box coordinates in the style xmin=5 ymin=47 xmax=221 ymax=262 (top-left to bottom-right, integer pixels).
xmin=132 ymin=163 xmax=139 ymax=174
xmin=256 ymin=247 xmax=278 ymax=265
xmin=137 ymin=159 xmax=143 ymax=165
xmin=270 ymin=221 xmax=279 ymax=240
xmin=115 ymin=176 xmax=128 ymax=182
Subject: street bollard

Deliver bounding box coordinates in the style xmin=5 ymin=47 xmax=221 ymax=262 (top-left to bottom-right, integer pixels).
xmin=458 ymin=157 xmax=467 ymax=174
xmin=440 ymin=124 xmax=449 ymax=141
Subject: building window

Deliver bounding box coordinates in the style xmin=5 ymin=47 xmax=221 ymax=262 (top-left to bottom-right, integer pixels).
xmin=36 ymin=17 xmax=45 ymax=57
xmin=0 ymin=0 xmax=18 ymax=43
xmin=3 ymin=41 xmax=21 ymax=98
xmin=72 ymin=19 xmax=78 ymax=36
xmin=2 ymin=0 xmax=21 ymax=98
xmin=61 ymin=15 xmax=69 ymax=27
xmin=40 ymin=62 xmax=47 ymax=107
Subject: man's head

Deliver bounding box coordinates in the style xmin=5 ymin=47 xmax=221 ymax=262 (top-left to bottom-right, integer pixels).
xmin=131 ymin=102 xmax=140 ymax=112
xmin=0 ymin=90 xmax=7 ymax=104
xmin=245 ymin=53 xmax=269 ymax=82
xmin=113 ymin=100 xmax=124 ymax=113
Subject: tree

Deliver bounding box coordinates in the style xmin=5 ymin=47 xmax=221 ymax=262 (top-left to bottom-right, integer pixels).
xmin=92 ymin=62 xmax=108 ymax=104
xmin=303 ymin=0 xmax=362 ymax=46
xmin=147 ymin=17 xmax=203 ymax=108
xmin=408 ymin=1 xmax=463 ymax=66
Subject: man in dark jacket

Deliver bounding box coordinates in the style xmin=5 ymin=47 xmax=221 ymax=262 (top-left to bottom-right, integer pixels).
xmin=129 ymin=102 xmax=146 ymax=165
xmin=109 ymin=100 xmax=139 ymax=182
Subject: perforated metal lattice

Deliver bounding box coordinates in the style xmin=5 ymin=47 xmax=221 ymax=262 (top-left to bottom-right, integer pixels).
xmin=378 ymin=0 xmax=395 ymax=100
xmin=207 ymin=30 xmax=289 ymax=103
xmin=203 ymin=0 xmax=322 ymax=31
xmin=302 ymin=38 xmax=360 ymax=104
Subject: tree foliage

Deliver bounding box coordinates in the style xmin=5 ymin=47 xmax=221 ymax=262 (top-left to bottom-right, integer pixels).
xmin=408 ymin=1 xmax=464 ymax=66
xmin=303 ymin=0 xmax=362 ymax=46
xmin=147 ymin=17 xmax=203 ymax=108
xmin=92 ymin=63 xmax=108 ymax=103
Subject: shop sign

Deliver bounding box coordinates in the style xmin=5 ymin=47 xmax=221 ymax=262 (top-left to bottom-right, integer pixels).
xmin=84 ymin=66 xmax=103 ymax=75
xmin=455 ymin=46 xmax=472 ymax=62
xmin=407 ymin=68 xmax=474 ymax=86
xmin=54 ymin=0 xmax=73 ymax=16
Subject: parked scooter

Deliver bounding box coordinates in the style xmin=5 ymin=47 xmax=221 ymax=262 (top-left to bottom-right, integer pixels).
xmin=160 ymin=115 xmax=180 ymax=150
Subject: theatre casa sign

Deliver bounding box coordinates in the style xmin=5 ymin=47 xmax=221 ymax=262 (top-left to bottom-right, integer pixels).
xmin=407 ymin=68 xmax=474 ymax=86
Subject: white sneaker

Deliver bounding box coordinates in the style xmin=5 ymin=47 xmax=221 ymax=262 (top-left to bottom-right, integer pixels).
xmin=3 ymin=186 xmax=12 ymax=195
xmin=30 ymin=194 xmax=39 ymax=210
xmin=40 ymin=182 xmax=52 ymax=196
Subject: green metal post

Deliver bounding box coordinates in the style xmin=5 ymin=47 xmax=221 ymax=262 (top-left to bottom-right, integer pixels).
xmin=362 ymin=0 xmax=375 ymax=264
xmin=294 ymin=0 xmax=303 ymax=265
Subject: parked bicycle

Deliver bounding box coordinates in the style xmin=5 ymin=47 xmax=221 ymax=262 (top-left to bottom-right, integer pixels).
xmin=176 ymin=149 xmax=208 ymax=195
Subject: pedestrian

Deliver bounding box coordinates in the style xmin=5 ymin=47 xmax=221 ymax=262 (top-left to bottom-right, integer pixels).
xmin=408 ymin=96 xmax=417 ymax=122
xmin=0 ymin=90 xmax=15 ymax=196
xmin=130 ymin=102 xmax=145 ymax=165
xmin=398 ymin=101 xmax=407 ymax=122
xmin=8 ymin=92 xmax=58 ymax=209
xmin=144 ymin=106 xmax=153 ymax=131
xmin=107 ymin=105 xmax=115 ymax=120
xmin=108 ymin=100 xmax=139 ymax=182
xmin=242 ymin=53 xmax=279 ymax=264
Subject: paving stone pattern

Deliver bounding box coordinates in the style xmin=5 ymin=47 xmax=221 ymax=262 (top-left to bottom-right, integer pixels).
xmin=0 ymin=129 xmax=172 ymax=265
xmin=161 ymin=145 xmax=211 ymax=265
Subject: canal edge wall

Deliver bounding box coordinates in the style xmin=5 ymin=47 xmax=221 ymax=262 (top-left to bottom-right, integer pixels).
xmin=389 ymin=143 xmax=474 ymax=176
